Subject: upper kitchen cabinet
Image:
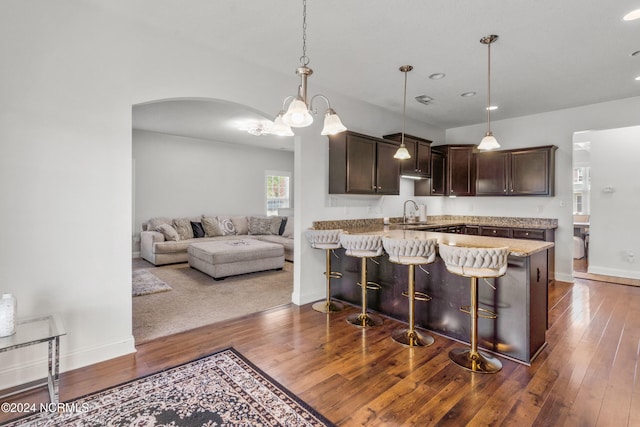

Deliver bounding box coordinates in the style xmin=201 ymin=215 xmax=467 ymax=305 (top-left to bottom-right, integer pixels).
xmin=328 ymin=131 xmax=400 ymax=195
xmin=476 ymin=145 xmax=557 ymax=196
xmin=382 ymin=133 xmax=431 ymax=178
xmin=432 ymin=145 xmax=476 ymax=196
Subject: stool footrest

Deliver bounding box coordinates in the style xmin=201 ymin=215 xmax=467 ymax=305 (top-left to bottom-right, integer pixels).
xmin=460 ymin=306 xmax=497 ymax=319
xmin=358 ymin=281 xmax=381 ymax=291
xmin=325 ymin=271 xmax=342 ymax=279
xmin=401 ymin=290 xmax=431 ymax=302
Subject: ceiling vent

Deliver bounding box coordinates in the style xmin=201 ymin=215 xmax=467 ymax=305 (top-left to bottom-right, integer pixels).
xmin=415 ymin=95 xmax=434 ymax=106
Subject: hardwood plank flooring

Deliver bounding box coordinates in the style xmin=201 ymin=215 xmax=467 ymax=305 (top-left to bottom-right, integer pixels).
xmin=2 ymin=277 xmax=640 ymax=426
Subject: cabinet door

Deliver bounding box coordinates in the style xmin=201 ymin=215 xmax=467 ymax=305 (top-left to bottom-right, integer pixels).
xmin=448 ymin=146 xmax=475 ymax=196
xmin=399 ymin=139 xmax=417 ymax=175
xmin=476 ymin=151 xmax=510 ymax=196
xmin=416 ymin=141 xmax=431 ymax=177
xmin=376 ymin=141 xmax=401 ymax=195
xmin=510 ymin=148 xmax=551 ymax=195
xmin=346 ymin=134 xmax=377 ymax=194
xmin=480 ymin=226 xmax=512 ymax=238
xmin=430 ymin=150 xmax=446 ymax=195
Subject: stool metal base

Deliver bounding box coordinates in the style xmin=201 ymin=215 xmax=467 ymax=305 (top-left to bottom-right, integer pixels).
xmin=391 ymin=328 xmax=434 ymax=347
xmin=347 ymin=312 xmax=383 ymax=328
xmin=449 ymin=348 xmax=503 ymax=374
xmin=312 ymin=300 xmax=344 ymax=313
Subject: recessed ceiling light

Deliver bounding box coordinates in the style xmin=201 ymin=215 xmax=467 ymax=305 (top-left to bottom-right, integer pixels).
xmin=635 ymin=76 xmax=640 ymax=81
xmin=461 ymin=91 xmax=477 ymax=97
xmin=429 ymin=73 xmax=446 ymax=80
xmin=486 ymin=105 xmax=498 ymax=111
xmin=623 ymin=9 xmax=640 ymax=21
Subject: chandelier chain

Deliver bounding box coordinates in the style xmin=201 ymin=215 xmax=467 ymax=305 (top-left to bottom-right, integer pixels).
xmin=487 ymin=40 xmax=491 ymax=131
xmin=300 ymin=0 xmax=309 ymax=66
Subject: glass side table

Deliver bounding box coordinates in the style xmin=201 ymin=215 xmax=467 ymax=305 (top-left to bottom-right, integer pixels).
xmin=0 ymin=314 xmax=66 ymax=403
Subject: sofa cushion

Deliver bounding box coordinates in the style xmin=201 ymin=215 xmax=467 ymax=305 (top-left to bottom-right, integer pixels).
xmin=173 ymin=217 xmax=194 ymax=240
xmin=147 ymin=217 xmax=172 ymax=231
xmin=191 ymin=221 xmax=205 ymax=238
xmin=156 ymin=223 xmax=180 ymax=241
xmin=278 ymin=217 xmax=287 ymax=235
xmin=230 ymin=216 xmax=249 ymax=235
xmin=201 ymin=216 xmax=222 ymax=237
xmin=270 ymin=216 xmax=285 ymax=235
xmin=282 ymin=216 xmax=294 ymax=238
xmin=249 ymin=216 xmax=273 ymax=235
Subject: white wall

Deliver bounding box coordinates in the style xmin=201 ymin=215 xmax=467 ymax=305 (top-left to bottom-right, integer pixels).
xmin=132 ymin=129 xmax=294 ymax=253
xmin=445 ymin=96 xmax=640 ymax=282
xmin=588 ymin=126 xmax=640 ymax=279
xmin=0 ymin=0 xmax=443 ymax=387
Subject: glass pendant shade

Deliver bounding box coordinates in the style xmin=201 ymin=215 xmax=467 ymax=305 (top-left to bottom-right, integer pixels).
xmin=478 ymin=131 xmax=500 ymax=150
xmin=282 ymin=98 xmax=313 ymax=127
xmin=393 ymin=145 xmax=412 ymax=160
xmin=270 ymin=113 xmax=294 ymax=136
xmin=320 ymin=110 xmax=347 ymax=135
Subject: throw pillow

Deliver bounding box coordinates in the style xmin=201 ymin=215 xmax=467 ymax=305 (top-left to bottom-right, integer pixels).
xmin=218 ymin=217 xmax=237 ymax=235
xmin=230 ymin=216 xmax=249 ymax=235
xmin=249 ymin=216 xmax=273 ymax=235
xmin=201 ymin=216 xmax=222 ymax=237
xmin=270 ymin=216 xmax=284 ymax=235
xmin=191 ymin=221 xmax=205 ymax=238
xmin=282 ymin=216 xmax=294 ymax=238
xmin=156 ymin=223 xmax=180 ymax=241
xmin=278 ymin=217 xmax=288 ymax=236
xmin=173 ymin=217 xmax=194 ymax=240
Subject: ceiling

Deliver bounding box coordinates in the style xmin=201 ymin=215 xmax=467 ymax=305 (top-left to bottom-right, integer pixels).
xmin=126 ymin=0 xmax=640 ymax=147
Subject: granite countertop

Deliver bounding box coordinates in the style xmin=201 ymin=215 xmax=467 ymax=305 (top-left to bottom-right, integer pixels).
xmin=313 ymin=215 xmax=558 ymax=233
xmin=345 ymin=228 xmax=554 ymax=257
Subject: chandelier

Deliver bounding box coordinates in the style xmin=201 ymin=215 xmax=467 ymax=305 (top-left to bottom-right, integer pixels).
xmin=274 ymin=0 xmax=347 ymax=136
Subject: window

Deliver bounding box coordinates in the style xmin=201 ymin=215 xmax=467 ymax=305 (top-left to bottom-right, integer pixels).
xmin=573 ymin=168 xmax=584 ymax=184
xmin=265 ymin=171 xmax=291 ymax=216
xmin=574 ymin=192 xmax=583 ymax=214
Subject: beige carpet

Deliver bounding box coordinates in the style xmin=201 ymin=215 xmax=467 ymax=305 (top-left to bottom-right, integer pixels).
xmin=132 ymin=260 xmax=293 ymax=344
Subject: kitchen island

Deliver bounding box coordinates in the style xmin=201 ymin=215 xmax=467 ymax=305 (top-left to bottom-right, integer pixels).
xmin=327 ymin=228 xmax=553 ymax=365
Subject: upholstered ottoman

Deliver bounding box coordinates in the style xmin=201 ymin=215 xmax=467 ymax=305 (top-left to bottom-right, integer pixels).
xmin=188 ymin=239 xmax=284 ymax=280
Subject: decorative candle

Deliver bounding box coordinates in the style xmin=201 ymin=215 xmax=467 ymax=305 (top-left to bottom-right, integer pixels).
xmin=0 ymin=293 xmax=17 ymax=337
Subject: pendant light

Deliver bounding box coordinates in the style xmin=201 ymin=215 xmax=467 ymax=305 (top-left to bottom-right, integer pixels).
xmin=393 ymin=65 xmax=413 ymax=160
xmin=278 ymin=0 xmax=346 ymax=136
xmin=478 ymin=35 xmax=500 ymax=151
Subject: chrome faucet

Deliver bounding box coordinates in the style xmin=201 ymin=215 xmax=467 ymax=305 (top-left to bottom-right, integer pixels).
xmin=403 ymin=199 xmax=419 ymax=223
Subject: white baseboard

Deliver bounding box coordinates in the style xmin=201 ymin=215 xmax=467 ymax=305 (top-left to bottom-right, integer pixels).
xmin=0 ymin=336 xmax=136 ymax=390
xmin=291 ymin=289 xmax=325 ymax=306
xmin=555 ymin=272 xmax=575 ymax=283
xmin=588 ymin=266 xmax=640 ymax=280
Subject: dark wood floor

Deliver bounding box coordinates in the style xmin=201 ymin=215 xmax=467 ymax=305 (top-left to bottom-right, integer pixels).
xmin=2 ymin=276 xmax=640 ymax=426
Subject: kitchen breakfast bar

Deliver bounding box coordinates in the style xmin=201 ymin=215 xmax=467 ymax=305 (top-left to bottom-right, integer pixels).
xmin=311 ymin=223 xmax=554 ymax=366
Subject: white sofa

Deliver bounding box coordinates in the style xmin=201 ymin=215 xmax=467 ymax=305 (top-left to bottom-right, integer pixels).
xmin=140 ymin=215 xmax=294 ymax=266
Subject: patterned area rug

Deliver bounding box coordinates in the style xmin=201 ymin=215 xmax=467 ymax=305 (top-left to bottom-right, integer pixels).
xmin=132 ymin=269 xmax=172 ymax=296
xmin=6 ymin=348 xmax=335 ymax=426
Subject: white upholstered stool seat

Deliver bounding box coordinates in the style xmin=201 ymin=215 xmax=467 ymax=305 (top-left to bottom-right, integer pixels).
xmin=383 ymin=237 xmax=437 ymax=347
xmin=339 ymin=233 xmax=384 ymax=327
xmin=438 ymin=244 xmax=509 ymax=373
xmin=304 ymin=229 xmax=344 ymax=313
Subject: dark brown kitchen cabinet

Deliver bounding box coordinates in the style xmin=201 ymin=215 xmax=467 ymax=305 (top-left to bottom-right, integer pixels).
xmin=476 ymin=145 xmax=557 ymax=196
xmin=476 ymin=151 xmax=510 ymax=195
xmin=510 ymin=146 xmax=556 ymax=196
xmin=414 ymin=148 xmax=446 ymax=196
xmin=430 ymin=145 xmax=475 ymax=196
xmin=383 ymin=133 xmax=431 ymax=178
xmin=328 ymin=131 xmax=400 ymax=195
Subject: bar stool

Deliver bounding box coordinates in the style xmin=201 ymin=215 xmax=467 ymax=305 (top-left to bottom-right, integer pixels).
xmin=383 ymin=236 xmax=437 ymax=347
xmin=339 ymin=233 xmax=384 ymax=327
xmin=304 ymin=228 xmax=344 ymax=313
xmin=438 ymin=243 xmax=509 ymax=373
